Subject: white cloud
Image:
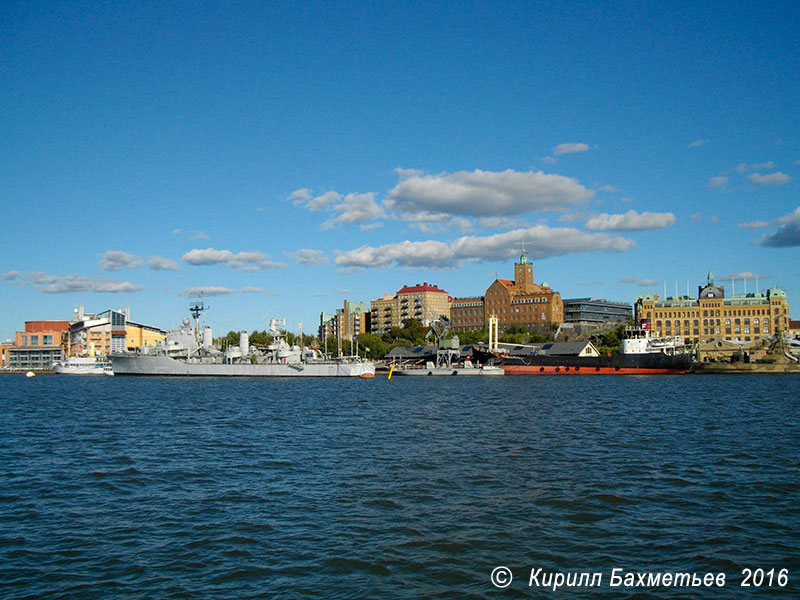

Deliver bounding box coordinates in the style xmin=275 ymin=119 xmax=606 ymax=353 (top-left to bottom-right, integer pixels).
xmin=736 ymin=161 xmax=776 ymax=173
xmin=14 ymin=272 xmax=144 ymax=294
xmin=477 ymin=216 xmax=529 ymax=229
xmin=719 ymin=272 xmax=770 ymax=281
xmin=99 ymin=250 xmax=143 ymax=271
xmin=749 ymin=172 xmax=791 ymax=186
xmin=179 ymin=286 xmax=235 ymax=298
xmin=758 ymin=206 xmax=800 ymax=247
xmin=293 ymin=188 xmax=386 ymax=229
xmin=408 ymin=215 xmax=475 ymax=235
xmin=689 ymin=139 xmax=709 ymax=148
xmin=359 ymin=222 xmax=384 ymax=232
xmin=182 ymin=248 xmax=285 ymax=270
xmin=619 ymin=277 xmax=661 ymax=287
xmin=386 ymin=168 xmax=593 ymax=217
xmin=584 ymin=210 xmax=675 ymax=231
xmin=394 ymin=167 xmax=424 ymax=180
xmin=335 ymin=240 xmax=455 ymax=270
xmin=334 ymin=226 xmax=634 ymax=270
xmin=303 ymin=191 xmax=342 ymax=211
xmin=288 ymin=188 xmax=312 ymax=203
xmin=286 ymin=249 xmax=329 ymax=265
xmin=707 ymin=176 xmax=729 ymax=188
xmin=739 ymin=220 xmax=770 ymax=229
xmin=451 ymin=226 xmax=635 ymax=261
xmin=148 ymin=256 xmax=179 ymax=271
xmin=553 ymin=142 xmax=590 ymax=155
xmin=3 ymin=270 xmax=20 ymax=280
xmin=321 ymin=192 xmax=386 ymax=229
xmin=241 ymin=286 xmax=278 ymax=295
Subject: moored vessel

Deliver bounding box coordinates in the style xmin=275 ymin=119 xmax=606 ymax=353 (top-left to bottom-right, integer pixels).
xmin=53 ymin=355 xmax=108 ymax=375
xmin=486 ymin=326 xmax=691 ymax=375
xmin=111 ymin=303 xmax=375 ymax=378
xmin=387 ymin=317 xmax=504 ymax=376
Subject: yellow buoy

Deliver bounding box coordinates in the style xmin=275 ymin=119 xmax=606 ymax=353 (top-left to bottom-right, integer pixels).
xmin=387 ymin=365 xmax=394 ymax=380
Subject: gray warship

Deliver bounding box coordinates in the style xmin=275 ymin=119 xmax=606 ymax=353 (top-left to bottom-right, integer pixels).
xmin=111 ymin=303 xmax=375 ymax=378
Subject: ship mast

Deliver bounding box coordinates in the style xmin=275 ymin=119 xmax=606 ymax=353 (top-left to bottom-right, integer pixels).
xmin=189 ymin=299 xmax=207 ymax=343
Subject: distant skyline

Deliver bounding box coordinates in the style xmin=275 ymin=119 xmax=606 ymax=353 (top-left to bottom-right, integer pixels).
xmin=2 ymin=1 xmax=799 ymax=340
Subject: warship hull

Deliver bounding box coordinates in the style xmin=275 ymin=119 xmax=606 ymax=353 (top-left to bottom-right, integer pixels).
xmin=111 ymin=354 xmax=375 ymax=378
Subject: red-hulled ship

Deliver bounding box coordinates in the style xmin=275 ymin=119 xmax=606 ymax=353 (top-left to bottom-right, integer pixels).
xmin=484 ymin=326 xmax=692 ymax=375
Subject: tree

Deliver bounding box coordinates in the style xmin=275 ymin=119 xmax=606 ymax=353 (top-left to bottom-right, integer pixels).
xmin=592 ymin=321 xmax=632 ymax=355
xmin=458 ymin=329 xmax=488 ymax=345
xmin=400 ymin=319 xmax=427 ymax=345
xmin=356 ymin=333 xmax=391 ymax=360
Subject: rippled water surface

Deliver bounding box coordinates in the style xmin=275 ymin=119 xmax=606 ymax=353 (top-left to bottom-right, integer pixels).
xmin=1 ymin=374 xmax=798 ymax=598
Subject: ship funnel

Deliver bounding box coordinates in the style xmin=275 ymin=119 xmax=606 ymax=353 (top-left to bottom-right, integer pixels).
xmin=239 ymin=331 xmax=249 ymax=356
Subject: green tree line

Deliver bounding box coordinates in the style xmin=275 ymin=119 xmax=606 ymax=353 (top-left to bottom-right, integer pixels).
xmin=215 ymin=319 xmax=632 ymax=359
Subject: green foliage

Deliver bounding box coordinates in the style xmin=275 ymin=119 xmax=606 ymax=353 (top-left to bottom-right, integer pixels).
xmin=216 ymin=330 xmax=242 ymax=348
xmin=399 ymin=319 xmax=428 ymax=345
xmin=356 ymin=333 xmax=391 ymax=360
xmin=457 ymin=329 xmax=488 ymax=345
xmin=249 ymin=330 xmax=271 ymax=346
xmin=592 ymin=321 xmax=633 ymax=355
xmin=499 ymin=326 xmax=527 ymax=344
xmin=381 ymin=319 xmax=428 ymax=347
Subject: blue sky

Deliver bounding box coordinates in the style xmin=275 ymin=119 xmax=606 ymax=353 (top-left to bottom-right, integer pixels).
xmin=2 ymin=1 xmax=799 ymax=340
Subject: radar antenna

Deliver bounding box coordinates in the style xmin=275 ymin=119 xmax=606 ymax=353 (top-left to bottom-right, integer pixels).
xmin=189 ymin=299 xmax=207 ymax=321
xmin=189 ymin=295 xmax=208 ymax=337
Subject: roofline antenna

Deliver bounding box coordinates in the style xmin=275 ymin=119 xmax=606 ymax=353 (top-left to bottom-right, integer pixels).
xmin=515 ymin=238 xmax=529 ymax=264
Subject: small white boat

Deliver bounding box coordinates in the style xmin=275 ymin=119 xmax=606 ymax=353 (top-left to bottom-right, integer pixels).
xmin=53 ymin=356 xmax=107 ymax=375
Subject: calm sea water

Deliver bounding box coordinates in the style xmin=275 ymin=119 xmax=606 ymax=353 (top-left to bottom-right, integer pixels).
xmin=1 ymin=374 xmax=798 ymax=599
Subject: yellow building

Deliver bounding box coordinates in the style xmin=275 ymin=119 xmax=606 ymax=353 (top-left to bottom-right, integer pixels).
xmin=67 ymin=306 xmax=165 ymax=355
xmin=634 ymin=271 xmax=791 ymax=344
xmin=369 ymin=293 xmax=399 ymax=333
xmin=369 ymin=283 xmax=452 ymax=333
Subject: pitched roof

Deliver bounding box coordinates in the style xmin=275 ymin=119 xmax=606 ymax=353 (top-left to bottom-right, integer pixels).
xmin=397 ymin=282 xmax=449 ymax=295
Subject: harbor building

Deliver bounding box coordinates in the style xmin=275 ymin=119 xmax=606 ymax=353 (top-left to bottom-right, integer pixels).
xmin=563 ymin=298 xmax=632 ymax=325
xmin=66 ymin=306 xmax=165 ymax=355
xmin=634 ymin=271 xmax=791 ymax=344
xmin=450 ymin=249 xmax=564 ymax=333
xmin=369 ymin=283 xmax=452 ymax=333
xmin=0 ymin=341 xmax=11 ymax=366
xmin=319 ymin=300 xmax=371 ymax=342
xmin=6 ymin=320 xmax=70 ymax=369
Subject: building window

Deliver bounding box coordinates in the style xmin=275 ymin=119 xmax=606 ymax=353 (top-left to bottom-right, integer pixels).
xmin=29 ymin=336 xmax=39 ymax=346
